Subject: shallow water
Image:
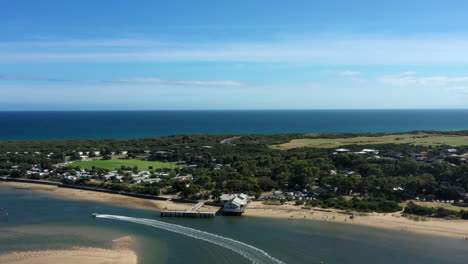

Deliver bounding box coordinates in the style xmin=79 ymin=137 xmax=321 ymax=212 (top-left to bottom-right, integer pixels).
xmin=1 ymin=185 xmax=467 ymax=264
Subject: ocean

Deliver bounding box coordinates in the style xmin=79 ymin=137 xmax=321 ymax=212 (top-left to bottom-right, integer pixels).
xmin=0 ymin=109 xmax=468 ymax=140
xmin=1 ymin=185 xmax=468 ymax=264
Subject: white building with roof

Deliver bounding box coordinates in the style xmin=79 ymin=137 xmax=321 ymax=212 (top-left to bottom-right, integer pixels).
xmin=334 ymin=148 xmax=350 ymax=153
xmin=361 ymin=149 xmax=379 ymax=154
xmin=220 ymin=193 xmax=250 ymax=215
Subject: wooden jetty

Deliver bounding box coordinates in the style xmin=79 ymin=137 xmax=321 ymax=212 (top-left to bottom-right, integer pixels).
xmin=160 ymin=210 xmax=215 ymax=218
xmin=160 ymin=201 xmax=215 ymax=218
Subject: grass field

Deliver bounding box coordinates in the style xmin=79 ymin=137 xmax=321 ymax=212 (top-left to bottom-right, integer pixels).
xmin=400 ymin=201 xmax=466 ymax=212
xmin=271 ymin=133 xmax=468 ymax=149
xmin=67 ymin=159 xmax=183 ymax=171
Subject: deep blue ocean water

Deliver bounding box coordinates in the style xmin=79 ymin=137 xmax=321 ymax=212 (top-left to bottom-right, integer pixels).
xmin=0 ymin=110 xmax=467 ymax=140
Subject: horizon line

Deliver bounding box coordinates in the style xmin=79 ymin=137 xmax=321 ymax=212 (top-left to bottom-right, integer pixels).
xmin=1 ymin=108 xmax=468 ymax=112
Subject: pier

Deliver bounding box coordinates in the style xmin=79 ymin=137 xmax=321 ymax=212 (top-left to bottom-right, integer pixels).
xmin=160 ymin=201 xmax=215 ymax=218
xmin=188 ymin=201 xmax=205 ymax=212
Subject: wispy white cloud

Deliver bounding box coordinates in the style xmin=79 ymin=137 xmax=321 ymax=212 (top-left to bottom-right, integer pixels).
xmin=3 ymin=35 xmax=468 ymax=64
xmin=0 ymin=39 xmax=167 ymax=48
xmin=377 ymin=72 xmax=468 ymax=94
xmin=113 ymin=78 xmax=242 ymax=86
xmin=452 ymin=86 xmax=468 ymax=94
xmin=338 ymin=70 xmax=361 ymax=76
xmin=377 ymin=72 xmax=468 ymax=86
xmin=0 ymin=75 xmax=243 ymax=86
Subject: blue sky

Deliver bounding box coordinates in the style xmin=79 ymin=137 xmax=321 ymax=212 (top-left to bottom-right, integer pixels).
xmin=1 ymin=0 xmax=468 ymax=110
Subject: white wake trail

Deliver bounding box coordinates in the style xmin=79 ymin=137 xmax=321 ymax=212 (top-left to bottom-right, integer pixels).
xmin=96 ymin=214 xmax=285 ymax=264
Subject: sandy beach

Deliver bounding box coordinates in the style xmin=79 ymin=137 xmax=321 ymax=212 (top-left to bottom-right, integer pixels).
xmin=245 ymin=201 xmax=468 ymax=239
xmin=0 ymin=181 xmax=219 ymax=212
xmin=0 ymin=236 xmax=137 ymax=264
xmin=2 ymin=181 xmax=468 ymax=240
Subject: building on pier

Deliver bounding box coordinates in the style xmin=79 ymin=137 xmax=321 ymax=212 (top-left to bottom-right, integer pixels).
xmin=220 ymin=193 xmax=250 ymax=216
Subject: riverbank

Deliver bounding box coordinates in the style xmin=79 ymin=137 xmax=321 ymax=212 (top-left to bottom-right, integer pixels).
xmin=2 ymin=181 xmax=468 ymax=239
xmin=0 ymin=236 xmax=137 ymax=264
xmin=245 ymin=201 xmax=468 ymax=239
xmin=0 ymin=181 xmax=219 ymax=212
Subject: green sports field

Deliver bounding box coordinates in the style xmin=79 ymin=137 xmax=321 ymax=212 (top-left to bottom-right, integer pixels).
xmin=67 ymin=159 xmax=182 ymax=171
xmin=271 ymin=133 xmax=468 ymax=149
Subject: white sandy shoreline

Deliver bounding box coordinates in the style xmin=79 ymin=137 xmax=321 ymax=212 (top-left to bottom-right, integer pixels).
xmin=2 ymin=181 xmax=468 ymax=240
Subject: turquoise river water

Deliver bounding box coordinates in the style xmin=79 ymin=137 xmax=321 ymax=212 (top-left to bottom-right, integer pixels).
xmin=1 ymin=185 xmax=468 ymax=264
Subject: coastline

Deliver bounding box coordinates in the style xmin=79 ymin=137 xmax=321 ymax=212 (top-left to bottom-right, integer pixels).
xmin=0 ymin=236 xmax=137 ymax=264
xmin=2 ymin=181 xmax=468 ymax=240
xmin=0 ymin=181 xmax=219 ymax=212
xmin=245 ymin=202 xmax=468 ymax=239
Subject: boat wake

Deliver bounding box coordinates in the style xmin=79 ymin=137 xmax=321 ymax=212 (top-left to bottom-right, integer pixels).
xmin=95 ymin=214 xmax=285 ymax=264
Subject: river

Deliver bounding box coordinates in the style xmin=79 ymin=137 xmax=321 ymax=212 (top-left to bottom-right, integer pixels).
xmin=1 ymin=185 xmax=467 ymax=264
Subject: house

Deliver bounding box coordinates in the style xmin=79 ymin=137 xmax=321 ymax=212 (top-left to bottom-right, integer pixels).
xmin=103 ymin=173 xmax=117 ymax=180
xmin=144 ymin=150 xmax=151 ymax=154
xmin=107 ymin=175 xmax=124 ymax=182
xmin=410 ymin=153 xmax=427 ymax=161
xmin=362 ymin=149 xmax=379 ymax=154
xmin=334 ymin=148 xmax=350 ymax=154
xmin=173 ymin=174 xmax=193 ymax=181
xmin=65 ymin=175 xmax=77 ymax=181
xmin=142 ymin=178 xmax=161 ymax=184
xmin=458 ymin=153 xmax=468 ymax=162
xmin=220 ymin=193 xmax=250 ymax=215
xmin=273 ymin=190 xmax=283 ymax=195
xmin=341 ymin=170 xmax=357 ymax=176
xmin=354 ymin=151 xmax=367 ymax=154
xmin=120 ymin=151 xmax=128 ymax=155
xmin=132 ymin=176 xmax=149 ymax=183
xmin=312 ymin=187 xmax=329 ymax=196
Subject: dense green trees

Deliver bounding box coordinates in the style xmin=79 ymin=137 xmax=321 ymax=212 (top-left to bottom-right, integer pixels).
xmin=1 ymin=132 xmax=468 ymax=214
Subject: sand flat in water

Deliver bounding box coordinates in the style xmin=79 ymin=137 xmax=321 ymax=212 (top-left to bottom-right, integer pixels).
xmin=0 ymin=236 xmax=137 ymax=264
